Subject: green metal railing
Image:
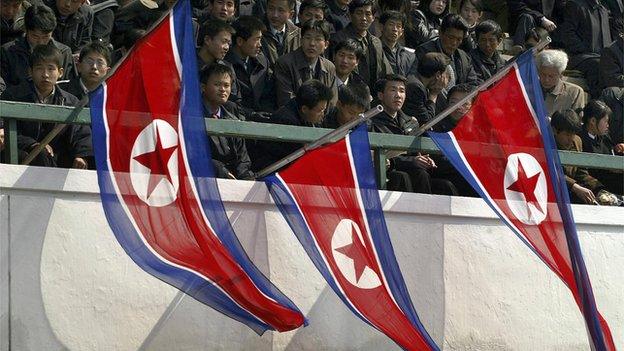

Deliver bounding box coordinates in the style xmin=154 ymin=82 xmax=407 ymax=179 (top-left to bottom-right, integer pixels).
xmin=1 ymin=101 xmax=622 ymax=189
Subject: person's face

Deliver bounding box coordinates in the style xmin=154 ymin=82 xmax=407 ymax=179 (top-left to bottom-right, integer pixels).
xmin=428 ymin=0 xmax=447 ymax=15
xmin=300 ymin=100 xmax=328 ymax=124
xmin=267 ymin=0 xmax=293 ymax=29
xmin=238 ymin=30 xmax=263 ymax=58
xmin=205 ymin=30 xmax=232 ymax=60
xmin=595 ymin=115 xmax=610 ymax=135
xmin=350 ymin=5 xmax=374 ymax=34
xmin=477 ymin=31 xmax=500 ymax=58
xmin=440 ymin=28 xmax=465 ymax=55
xmin=538 ymin=66 xmax=561 ymax=90
xmin=381 ymin=19 xmax=404 ymax=44
xmin=336 ymin=102 xmax=365 ymax=125
xmin=334 ymin=48 xmax=358 ymax=76
xmin=30 ymin=61 xmax=63 ymax=94
xmin=459 ymin=1 xmax=481 ymax=26
xmin=78 ymin=52 xmax=110 ymax=85
xmin=301 ymin=29 xmax=328 ymax=60
xmin=378 ymin=80 xmax=405 ymax=113
xmin=210 ymin=0 xmax=235 ymax=21
xmin=1 ymin=0 xmax=22 ymax=21
xmin=202 ymin=72 xmax=232 ymax=106
xmin=55 ymin=0 xmax=85 ymax=17
xmin=299 ymin=7 xmax=324 ymax=23
xmin=554 ymin=129 xmax=576 ymax=149
xmin=447 ymin=90 xmax=471 ymax=121
xmin=26 ymin=29 xmax=53 ymax=48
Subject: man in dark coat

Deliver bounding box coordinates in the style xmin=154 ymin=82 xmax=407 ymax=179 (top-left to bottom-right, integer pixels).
xmin=326 ymin=0 xmax=350 ymax=32
xmin=43 ymin=0 xmax=93 ymax=53
xmin=558 ymin=0 xmax=613 ymax=98
xmin=469 ymin=20 xmax=506 ymax=81
xmin=404 ymin=52 xmax=450 ymax=125
xmin=224 ymin=16 xmax=276 ymax=112
xmin=600 ymin=35 xmax=624 ymax=89
xmin=201 ymin=63 xmax=255 ymax=179
xmin=323 ymin=81 xmax=370 ymax=128
xmin=379 ymin=10 xmax=416 ymax=78
xmin=1 ymin=0 xmax=29 ymax=45
xmin=1 ymin=44 xmax=92 ymax=168
xmin=250 ymin=79 xmax=333 ymax=171
xmin=274 ymin=19 xmax=337 ymax=106
xmin=1 ymin=4 xmax=77 ymax=89
xmin=330 ymin=0 xmax=393 ymax=90
xmin=415 ymin=14 xmax=481 ymax=90
xmin=260 ymin=0 xmax=301 ymax=69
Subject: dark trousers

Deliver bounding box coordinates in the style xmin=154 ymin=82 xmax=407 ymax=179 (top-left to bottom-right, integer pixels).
xmin=513 ymin=14 xmax=536 ymax=46
xmin=571 ymin=56 xmax=602 ymax=98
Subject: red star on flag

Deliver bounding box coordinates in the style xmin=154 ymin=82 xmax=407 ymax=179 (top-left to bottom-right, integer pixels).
xmin=133 ymin=127 xmax=178 ymax=199
xmin=335 ymin=223 xmax=373 ymax=282
xmin=506 ymin=159 xmax=544 ymax=214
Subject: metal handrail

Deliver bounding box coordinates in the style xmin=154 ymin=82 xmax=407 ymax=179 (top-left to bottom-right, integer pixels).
xmin=1 ymin=101 xmax=622 ymax=189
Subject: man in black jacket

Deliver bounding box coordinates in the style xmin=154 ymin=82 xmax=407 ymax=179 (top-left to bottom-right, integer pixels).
xmin=201 ymin=63 xmax=254 ymax=179
xmin=251 ymin=79 xmax=333 ymax=171
xmin=1 ymin=4 xmax=77 ymax=89
xmin=1 ymin=44 xmax=92 ymax=168
xmin=224 ymin=16 xmax=275 ymax=112
xmin=370 ymin=74 xmax=457 ymax=195
xmin=330 ymin=0 xmax=393 ymax=90
xmin=379 ymin=10 xmax=416 ymax=78
xmin=44 ymin=0 xmax=93 ymax=53
xmin=415 ymin=14 xmax=481 ymax=90
xmin=469 ymin=20 xmax=506 ymax=81
xmin=403 ymin=52 xmax=450 ymax=125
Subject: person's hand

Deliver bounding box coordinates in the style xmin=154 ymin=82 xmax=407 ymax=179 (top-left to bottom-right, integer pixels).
xmin=572 ymin=183 xmax=596 ymax=204
xmin=614 ymin=143 xmax=624 ymax=154
xmin=0 ymin=128 xmax=4 ymax=151
xmin=415 ymin=153 xmax=436 ymax=169
xmin=31 ymin=143 xmax=54 ymax=157
xmin=541 ymin=17 xmax=557 ymax=32
xmin=72 ymin=157 xmax=88 ymax=169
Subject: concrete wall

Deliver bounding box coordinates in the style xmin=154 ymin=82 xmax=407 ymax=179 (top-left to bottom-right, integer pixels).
xmin=1 ymin=163 xmax=622 ymax=351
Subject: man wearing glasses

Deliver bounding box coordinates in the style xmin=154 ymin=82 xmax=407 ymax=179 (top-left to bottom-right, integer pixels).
xmin=59 ymin=41 xmax=111 ymax=101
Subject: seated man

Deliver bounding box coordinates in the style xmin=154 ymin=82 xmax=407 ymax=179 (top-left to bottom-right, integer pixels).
xmin=600 ymin=87 xmax=623 ymax=144
xmin=260 ymin=0 xmax=301 ymax=69
xmin=298 ymin=0 xmax=329 ymax=26
xmin=536 ymin=49 xmax=586 ymax=117
xmin=200 ymin=63 xmax=254 ymax=180
xmin=404 ymin=52 xmax=450 ymax=125
xmin=551 ymin=109 xmax=605 ymax=204
xmin=323 ymin=81 xmax=370 ymax=128
xmin=379 ymin=10 xmax=415 ymax=78
xmin=415 ymin=14 xmax=481 ymax=90
xmin=200 ymin=0 xmax=237 ymax=23
xmin=274 ymin=19 xmax=337 ymax=106
xmin=251 ymin=79 xmax=333 ymax=171
xmin=1 ymin=44 xmax=92 ymax=168
xmin=332 ymin=38 xmax=367 ymax=87
xmin=579 ymin=100 xmax=623 ymax=195
xmin=43 ymin=0 xmax=93 ymax=53
xmin=330 ymin=0 xmax=393 ymax=90
xmin=197 ymin=19 xmax=234 ymax=72
xmin=224 ymin=16 xmax=275 ymax=113
xmin=1 ymin=0 xmax=27 ymax=45
xmin=1 ymin=4 xmax=77 ymax=88
xmin=59 ymin=41 xmax=111 ymax=101
xmin=370 ymin=74 xmax=457 ymax=195
xmin=469 ymin=19 xmax=506 ymax=81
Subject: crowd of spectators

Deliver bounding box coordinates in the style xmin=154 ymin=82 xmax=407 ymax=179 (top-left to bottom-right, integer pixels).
xmin=0 ymin=0 xmax=622 ymax=204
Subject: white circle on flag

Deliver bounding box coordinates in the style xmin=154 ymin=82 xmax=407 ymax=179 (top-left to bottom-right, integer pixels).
xmin=331 ymin=219 xmax=381 ymax=289
xmin=130 ymin=119 xmax=179 ymax=207
xmin=503 ymin=153 xmax=548 ymax=225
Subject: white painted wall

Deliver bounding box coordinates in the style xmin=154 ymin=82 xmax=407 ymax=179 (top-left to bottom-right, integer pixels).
xmin=1 ymin=164 xmax=622 ymax=350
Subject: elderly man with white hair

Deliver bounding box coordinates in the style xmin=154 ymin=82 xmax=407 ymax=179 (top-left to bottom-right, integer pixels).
xmin=536 ymin=49 xmax=586 ymax=117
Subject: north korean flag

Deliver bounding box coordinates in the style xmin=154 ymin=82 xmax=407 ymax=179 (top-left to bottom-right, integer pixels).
xmin=428 ymin=51 xmax=615 ymax=350
xmin=265 ymin=124 xmax=440 ymax=350
xmin=89 ymin=0 xmax=305 ymax=334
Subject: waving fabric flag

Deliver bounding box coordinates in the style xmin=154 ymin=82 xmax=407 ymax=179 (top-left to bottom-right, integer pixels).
xmin=428 ymin=52 xmax=615 ymax=350
xmin=265 ymin=124 xmax=440 ymax=350
xmin=89 ymin=0 xmax=305 ymax=334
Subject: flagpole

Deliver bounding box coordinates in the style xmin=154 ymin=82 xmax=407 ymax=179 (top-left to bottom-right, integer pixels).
xmin=411 ymin=37 xmax=552 ymax=138
xmin=254 ymin=104 xmax=384 ymax=179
